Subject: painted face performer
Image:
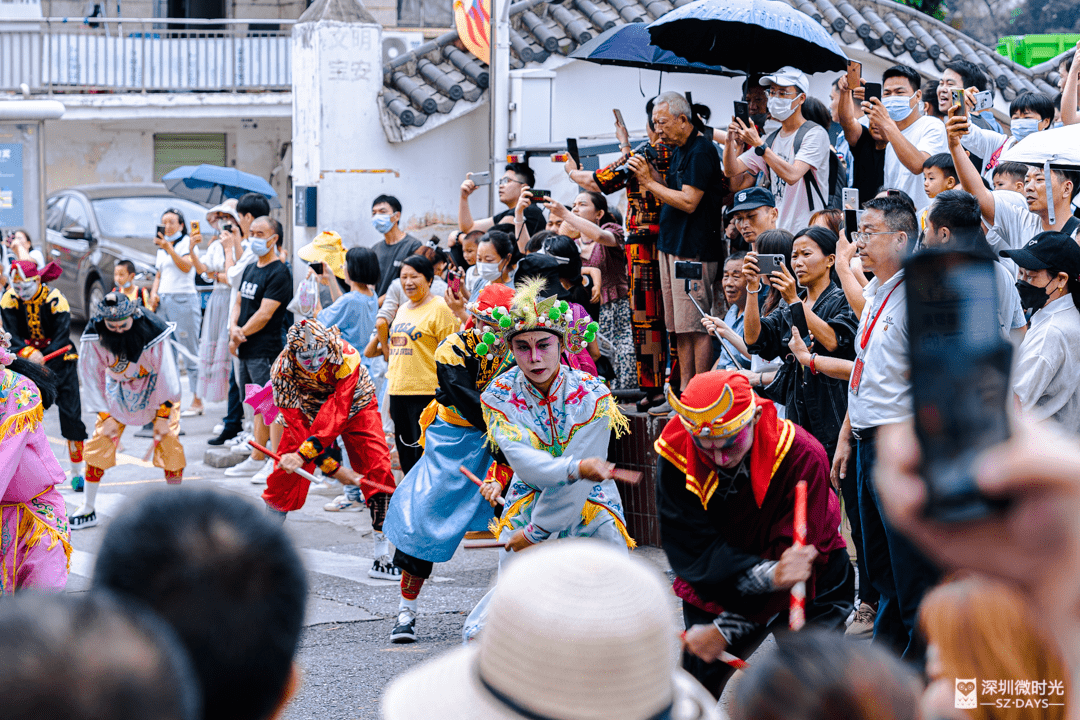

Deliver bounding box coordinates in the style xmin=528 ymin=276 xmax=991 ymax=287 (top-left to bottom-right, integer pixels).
xmin=655 ymin=370 xmax=854 ymax=699
xmin=75 ymin=293 xmax=185 ymax=529
xmin=1 ymin=260 xmax=88 ymax=491
xmin=382 ymin=283 xmax=517 ymax=644
xmin=461 ymin=278 xmax=632 ymax=642
xmin=263 ymin=319 xmax=396 ymax=573
xmin=0 ymin=321 xmax=72 ymax=594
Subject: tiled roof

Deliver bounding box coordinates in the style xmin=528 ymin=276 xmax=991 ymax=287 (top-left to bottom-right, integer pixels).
xmin=378 ymin=0 xmax=1061 ymax=141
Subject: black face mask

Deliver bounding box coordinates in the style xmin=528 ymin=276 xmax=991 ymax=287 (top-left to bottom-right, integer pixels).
xmin=1015 ymin=279 xmax=1052 ymax=313
xmin=750 ymin=113 xmax=768 ymax=132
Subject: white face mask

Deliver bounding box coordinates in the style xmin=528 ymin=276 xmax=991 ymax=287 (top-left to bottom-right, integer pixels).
xmin=767 ymin=94 xmax=801 ymax=122
xmin=762 ymin=118 xmax=782 ymax=135
xmin=476 ymin=262 xmax=502 ymax=281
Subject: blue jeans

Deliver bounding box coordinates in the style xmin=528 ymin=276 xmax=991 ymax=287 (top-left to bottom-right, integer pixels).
xmin=856 ymin=428 xmax=940 ymax=662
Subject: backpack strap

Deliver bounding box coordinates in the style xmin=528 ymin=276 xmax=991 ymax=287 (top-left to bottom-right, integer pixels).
xmin=1062 ymin=215 xmax=1080 ymax=239
xmin=793 ymin=122 xmax=826 ymax=212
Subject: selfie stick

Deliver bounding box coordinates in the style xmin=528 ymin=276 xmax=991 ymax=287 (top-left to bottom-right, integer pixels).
xmin=684 ymin=278 xmax=742 ymax=369
xmin=790 ymin=480 xmax=808 ymax=631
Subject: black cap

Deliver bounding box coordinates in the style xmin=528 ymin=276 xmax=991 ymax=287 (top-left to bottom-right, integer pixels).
xmin=730 ymin=186 xmax=776 ymax=212
xmin=1000 ymin=231 xmax=1080 ymax=279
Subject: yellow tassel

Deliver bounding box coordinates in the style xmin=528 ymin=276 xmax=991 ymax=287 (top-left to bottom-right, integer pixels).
xmin=599 ymin=395 xmax=630 ymax=439
xmin=580 ymin=500 xmax=637 ymax=550
xmin=0 ymin=403 xmax=44 ymax=445
xmin=488 ymin=492 xmax=535 ymax=538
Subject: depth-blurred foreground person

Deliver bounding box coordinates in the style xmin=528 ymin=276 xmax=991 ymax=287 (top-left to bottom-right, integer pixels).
xmin=730 ymin=630 xmax=921 ymax=720
xmin=93 ymin=489 xmax=307 ymax=720
xmin=0 ymin=592 xmax=200 ymax=720
xmin=920 ymin=574 xmax=1069 ymax=720
xmin=382 ymin=541 xmax=720 ymax=720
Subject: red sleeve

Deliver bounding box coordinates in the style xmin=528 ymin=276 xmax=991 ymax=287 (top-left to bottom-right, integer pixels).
xmin=292 ymin=369 xmax=360 ymax=460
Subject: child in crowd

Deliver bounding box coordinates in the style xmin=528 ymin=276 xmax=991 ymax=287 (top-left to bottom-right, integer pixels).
xmin=113 ymin=260 xmax=156 ymax=310
xmin=920 ymin=153 xmax=959 ymax=232
xmin=992 ymin=161 xmax=1029 ymax=194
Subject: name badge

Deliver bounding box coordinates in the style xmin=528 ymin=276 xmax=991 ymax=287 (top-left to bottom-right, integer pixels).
xmin=850 ymin=358 xmax=864 ymax=395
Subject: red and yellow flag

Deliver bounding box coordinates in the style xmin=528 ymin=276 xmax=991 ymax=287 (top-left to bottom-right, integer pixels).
xmin=454 ymin=0 xmax=491 ymax=64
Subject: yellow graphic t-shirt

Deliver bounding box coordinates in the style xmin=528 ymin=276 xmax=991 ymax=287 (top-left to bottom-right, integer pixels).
xmin=385 ymin=296 xmax=458 ymax=395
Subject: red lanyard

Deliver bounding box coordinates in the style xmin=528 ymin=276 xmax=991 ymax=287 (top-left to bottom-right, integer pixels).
xmin=860 ymin=283 xmax=899 ymax=350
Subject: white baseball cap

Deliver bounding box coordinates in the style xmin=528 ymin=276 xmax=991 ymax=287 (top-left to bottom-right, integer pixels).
xmin=761 ymin=66 xmax=810 ymax=95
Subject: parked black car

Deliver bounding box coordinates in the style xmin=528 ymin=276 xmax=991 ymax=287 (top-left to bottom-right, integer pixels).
xmin=45 ymin=184 xmax=208 ymax=320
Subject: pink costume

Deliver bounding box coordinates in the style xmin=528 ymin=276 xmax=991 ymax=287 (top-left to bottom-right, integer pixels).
xmin=0 ymin=353 xmax=71 ymax=594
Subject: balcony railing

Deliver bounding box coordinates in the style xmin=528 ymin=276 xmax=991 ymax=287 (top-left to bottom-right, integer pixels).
xmin=0 ymin=17 xmax=295 ymax=93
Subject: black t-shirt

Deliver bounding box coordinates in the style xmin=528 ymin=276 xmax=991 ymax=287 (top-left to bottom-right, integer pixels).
xmin=237 ymin=259 xmax=293 ymax=359
xmin=494 ymin=204 xmax=545 ymax=236
xmin=373 ymin=234 xmax=424 ymax=298
xmin=850 ymin=128 xmax=888 ymax=204
xmin=658 ymin=128 xmax=725 ymax=261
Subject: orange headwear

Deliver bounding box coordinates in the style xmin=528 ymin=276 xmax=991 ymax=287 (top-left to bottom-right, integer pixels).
xmin=656 ymin=371 xmax=795 ymax=509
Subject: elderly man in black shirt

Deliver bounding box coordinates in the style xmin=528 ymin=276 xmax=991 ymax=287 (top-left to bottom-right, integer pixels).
xmin=629 ymin=91 xmax=726 ymax=397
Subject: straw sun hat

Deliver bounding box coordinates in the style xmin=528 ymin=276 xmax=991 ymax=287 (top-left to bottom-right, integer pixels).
xmin=297 ymin=230 xmax=347 ymax=280
xmin=381 ymin=541 xmax=719 ymax=720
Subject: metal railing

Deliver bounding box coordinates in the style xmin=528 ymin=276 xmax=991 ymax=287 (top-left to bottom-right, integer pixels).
xmin=0 ymin=17 xmax=295 ymax=93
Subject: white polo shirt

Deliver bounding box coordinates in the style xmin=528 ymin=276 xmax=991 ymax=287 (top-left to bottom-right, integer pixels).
xmin=848 ymin=270 xmax=912 ymax=430
xmin=155 ymin=234 xmax=196 ymax=295
xmin=1012 ymin=295 xmax=1080 ymax=433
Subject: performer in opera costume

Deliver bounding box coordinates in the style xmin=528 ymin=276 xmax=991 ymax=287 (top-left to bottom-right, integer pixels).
xmin=656 ymin=370 xmax=854 ymax=698
xmin=0 ymin=323 xmax=71 ymax=594
xmin=263 ymin=319 xmax=397 ymax=577
xmin=382 ymin=283 xmax=516 ymax=644
xmin=462 ymin=278 xmax=632 ymax=641
xmin=1 ymin=260 xmax=88 ymax=490
xmin=75 ymin=293 xmax=185 ymax=529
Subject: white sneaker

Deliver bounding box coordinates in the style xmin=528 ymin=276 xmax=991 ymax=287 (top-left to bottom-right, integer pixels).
xmin=250 ymin=460 xmax=274 ymax=485
xmin=323 ymin=494 xmax=363 ymax=512
xmin=224 ymin=456 xmax=266 ymax=477
xmin=212 ymin=422 xmax=225 ymax=435
xmin=226 ymin=431 xmax=253 ymax=447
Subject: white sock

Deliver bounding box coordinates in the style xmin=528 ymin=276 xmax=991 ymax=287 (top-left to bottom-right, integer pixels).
xmin=73 ymin=479 xmax=100 ymax=516
xmin=70 ymin=460 xmax=85 ymax=479
xmin=374 ymin=532 xmax=391 ymax=561
xmin=399 ymin=597 xmax=418 ymax=613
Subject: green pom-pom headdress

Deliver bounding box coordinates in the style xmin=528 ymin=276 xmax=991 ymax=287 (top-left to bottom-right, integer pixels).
xmin=479 ymin=276 xmax=596 ymax=355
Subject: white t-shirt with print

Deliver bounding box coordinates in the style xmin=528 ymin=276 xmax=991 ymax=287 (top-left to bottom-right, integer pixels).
xmin=740 ymin=121 xmax=830 ymax=233
xmin=883 ymin=115 xmax=947 ymax=212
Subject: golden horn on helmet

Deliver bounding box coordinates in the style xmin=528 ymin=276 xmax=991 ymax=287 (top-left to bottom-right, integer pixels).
xmin=666 ymin=383 xmax=735 ymax=428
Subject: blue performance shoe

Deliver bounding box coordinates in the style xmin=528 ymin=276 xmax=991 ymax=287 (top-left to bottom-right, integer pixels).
xmin=71 ymin=475 xmax=85 ymax=492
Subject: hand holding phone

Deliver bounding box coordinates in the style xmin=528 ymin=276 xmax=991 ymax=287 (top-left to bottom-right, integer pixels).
xmin=846 ymin=61 xmax=861 ymax=91
xmin=734 ymin=100 xmax=750 ymax=127
xmin=864 ymin=82 xmax=882 ymax=104
xmin=950 ymin=88 xmax=967 ymax=117
xmin=530 ymin=189 xmax=552 ymax=200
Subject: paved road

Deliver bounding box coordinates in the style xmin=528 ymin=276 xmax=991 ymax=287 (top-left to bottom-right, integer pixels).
xmin=47 ymin=375 xmax=680 ymax=719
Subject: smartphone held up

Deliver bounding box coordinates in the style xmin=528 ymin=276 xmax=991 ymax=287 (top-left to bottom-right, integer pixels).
xmin=906 ymin=249 xmax=1012 ymax=522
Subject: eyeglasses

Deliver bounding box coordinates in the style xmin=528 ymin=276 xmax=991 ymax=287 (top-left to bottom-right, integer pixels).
xmin=766 ymin=88 xmax=800 ymax=98
xmin=850 ymin=231 xmax=896 ymax=243
xmin=497 ymin=177 xmax=522 ymax=187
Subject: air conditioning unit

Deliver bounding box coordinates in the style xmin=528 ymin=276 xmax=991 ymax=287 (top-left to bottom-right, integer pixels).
xmin=382 ymin=31 xmax=425 ymax=64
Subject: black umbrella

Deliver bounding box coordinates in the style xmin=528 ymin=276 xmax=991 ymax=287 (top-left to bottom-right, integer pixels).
xmin=569 ymin=22 xmax=744 ymax=77
xmin=647 ymin=0 xmax=849 ymax=75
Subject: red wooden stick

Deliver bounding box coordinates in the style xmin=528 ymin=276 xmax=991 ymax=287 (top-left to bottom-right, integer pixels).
xmin=790 ymin=480 xmax=808 ymax=631
xmin=460 ymin=465 xmax=507 ymax=506
xmin=247 ymin=439 xmax=397 ymax=494
xmin=679 ymin=631 xmax=750 ymax=671
xmin=42 ymin=344 xmax=73 ymax=363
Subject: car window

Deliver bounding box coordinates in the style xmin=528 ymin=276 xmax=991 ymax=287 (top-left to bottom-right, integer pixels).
xmin=62 ymin=199 xmax=90 ymax=232
xmin=46 ymin=196 xmax=67 ymax=231
xmin=90 ymin=197 xmax=208 ymax=238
